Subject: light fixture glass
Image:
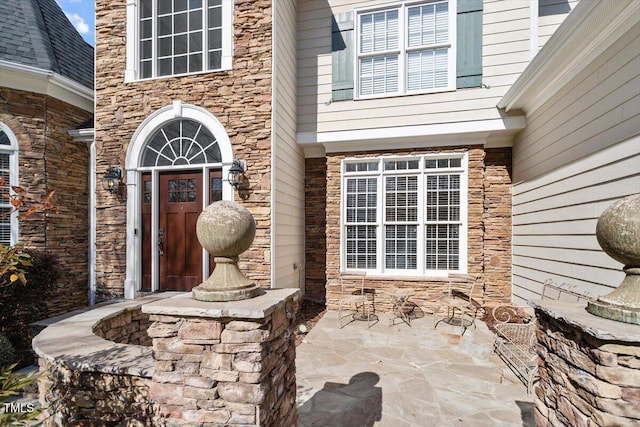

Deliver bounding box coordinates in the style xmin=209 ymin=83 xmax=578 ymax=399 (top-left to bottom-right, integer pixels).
xmin=227 ymin=160 xmax=245 ymax=189
xmin=103 ymin=167 xmax=122 ymax=194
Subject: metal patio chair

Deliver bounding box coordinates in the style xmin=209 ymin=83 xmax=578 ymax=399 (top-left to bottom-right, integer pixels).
xmin=337 ymin=271 xmax=374 ymax=328
xmin=434 ymin=275 xmax=480 ymax=335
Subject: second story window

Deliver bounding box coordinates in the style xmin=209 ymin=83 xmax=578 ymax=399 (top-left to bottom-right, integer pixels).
xmin=356 ymin=1 xmax=455 ymax=98
xmin=136 ymin=0 xmax=232 ymax=80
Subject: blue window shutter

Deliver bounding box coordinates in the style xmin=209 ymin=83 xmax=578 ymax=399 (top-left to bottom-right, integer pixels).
xmin=331 ymin=12 xmax=354 ymax=101
xmin=456 ymin=0 xmax=483 ymax=88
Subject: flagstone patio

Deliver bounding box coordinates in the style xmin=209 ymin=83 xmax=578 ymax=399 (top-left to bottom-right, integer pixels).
xmin=23 ymin=296 xmax=534 ymax=426
xmin=296 ymin=311 xmax=534 ymax=427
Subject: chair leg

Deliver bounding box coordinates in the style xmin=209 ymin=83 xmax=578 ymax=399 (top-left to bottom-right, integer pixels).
xmin=432 ymin=306 xmax=439 ymax=328
xmin=365 ymin=303 xmax=372 ymax=328
xmin=434 ymin=306 xmax=447 ymax=329
xmin=338 ymin=302 xmax=350 ymax=329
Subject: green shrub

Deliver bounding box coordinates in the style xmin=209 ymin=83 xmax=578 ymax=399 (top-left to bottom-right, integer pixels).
xmin=0 ymin=250 xmax=59 ymax=367
xmin=0 ymin=334 xmax=15 ymax=369
xmin=22 ymin=250 xmax=59 ymax=294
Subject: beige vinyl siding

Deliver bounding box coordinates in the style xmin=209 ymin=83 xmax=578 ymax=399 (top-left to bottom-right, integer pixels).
xmin=538 ymin=0 xmax=578 ymax=51
xmin=273 ymin=0 xmax=305 ymax=289
xmin=512 ymin=21 xmax=640 ymax=305
xmin=297 ymin=0 xmax=531 ymax=135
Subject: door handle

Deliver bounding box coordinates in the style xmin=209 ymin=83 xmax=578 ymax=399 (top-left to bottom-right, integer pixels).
xmin=158 ymin=228 xmax=164 ymax=256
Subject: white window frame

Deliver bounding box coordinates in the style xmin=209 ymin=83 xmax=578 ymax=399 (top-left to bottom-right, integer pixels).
xmin=124 ymin=101 xmax=234 ymax=299
xmin=0 ymin=122 xmax=19 ymax=247
xmin=340 ymin=153 xmax=467 ymax=277
xmin=125 ymin=0 xmax=234 ymax=82
xmin=354 ymin=0 xmax=456 ymax=99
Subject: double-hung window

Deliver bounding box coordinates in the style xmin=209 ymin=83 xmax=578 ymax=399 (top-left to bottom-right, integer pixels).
xmin=342 ymin=155 xmax=466 ymax=276
xmin=356 ymin=1 xmax=454 ymax=97
xmin=133 ymin=0 xmax=232 ymax=80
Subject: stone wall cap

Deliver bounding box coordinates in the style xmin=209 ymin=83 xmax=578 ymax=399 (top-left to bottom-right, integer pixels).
xmin=141 ymin=288 xmax=300 ymax=319
xmin=530 ymin=299 xmax=640 ymax=342
xmin=31 ymin=294 xmax=176 ymax=378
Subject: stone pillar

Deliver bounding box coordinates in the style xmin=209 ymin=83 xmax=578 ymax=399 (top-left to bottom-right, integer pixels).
xmin=142 ymin=289 xmax=299 ymax=426
xmin=532 ymin=300 xmax=640 ymax=427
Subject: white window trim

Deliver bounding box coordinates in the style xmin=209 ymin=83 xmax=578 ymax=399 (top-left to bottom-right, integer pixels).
xmin=123 ymin=101 xmax=234 ymax=299
xmin=125 ymin=0 xmax=234 ymax=83
xmin=0 ymin=122 xmax=19 ymax=247
xmin=340 ymin=153 xmax=468 ymax=277
xmin=353 ymin=0 xmax=456 ymax=100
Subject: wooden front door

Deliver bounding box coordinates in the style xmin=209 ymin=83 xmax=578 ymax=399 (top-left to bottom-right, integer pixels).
xmin=141 ymin=170 xmax=223 ymax=292
xmin=159 ymin=171 xmax=203 ymax=291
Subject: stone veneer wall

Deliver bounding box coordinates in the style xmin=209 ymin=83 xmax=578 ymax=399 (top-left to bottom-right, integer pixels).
xmin=145 ymin=293 xmax=299 ymax=426
xmin=92 ymin=308 xmax=151 ymax=346
xmin=36 ymin=291 xmax=299 ymax=426
xmin=304 ymin=157 xmax=327 ymax=303
xmin=323 ymin=146 xmax=512 ymax=312
xmin=38 ymin=360 xmax=154 ymax=427
xmin=534 ymin=302 xmax=640 ymax=427
xmin=94 ymin=0 xmax=274 ymax=299
xmin=35 ymin=298 xmax=161 ymax=426
xmin=483 ymin=147 xmax=513 ymax=303
xmin=0 ymin=87 xmax=92 ymax=315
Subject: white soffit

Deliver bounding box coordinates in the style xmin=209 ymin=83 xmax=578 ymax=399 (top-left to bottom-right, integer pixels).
xmin=498 ymin=0 xmax=640 ymax=115
xmin=297 ymin=116 xmax=526 ymax=153
xmin=0 ymin=60 xmax=94 ymax=113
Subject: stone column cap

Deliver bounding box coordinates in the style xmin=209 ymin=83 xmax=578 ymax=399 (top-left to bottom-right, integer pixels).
xmin=530 ymin=299 xmax=640 ymax=342
xmin=142 ymin=288 xmax=300 ymax=319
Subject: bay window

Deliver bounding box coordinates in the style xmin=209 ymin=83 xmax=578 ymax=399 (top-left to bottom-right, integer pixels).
xmin=342 ymin=155 xmax=466 ymax=275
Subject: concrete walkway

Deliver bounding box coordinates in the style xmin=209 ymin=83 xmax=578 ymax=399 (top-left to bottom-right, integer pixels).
xmin=296 ymin=311 xmax=534 ymax=427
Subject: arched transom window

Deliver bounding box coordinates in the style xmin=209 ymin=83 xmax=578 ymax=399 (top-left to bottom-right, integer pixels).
xmin=141 ymin=119 xmax=222 ymax=167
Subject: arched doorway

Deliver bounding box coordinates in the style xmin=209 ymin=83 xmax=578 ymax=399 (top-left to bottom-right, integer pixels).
xmin=124 ymin=102 xmax=233 ymax=297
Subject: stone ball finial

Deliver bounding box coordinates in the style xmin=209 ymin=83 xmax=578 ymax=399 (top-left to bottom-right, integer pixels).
xmin=192 ymin=201 xmax=262 ymax=302
xmin=587 ymin=194 xmax=640 ymax=324
xmin=596 ymin=195 xmax=640 ymax=267
xmin=196 ymin=201 xmax=256 ymax=257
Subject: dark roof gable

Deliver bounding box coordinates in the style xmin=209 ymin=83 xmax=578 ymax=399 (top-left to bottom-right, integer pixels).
xmin=0 ymin=0 xmax=94 ymax=89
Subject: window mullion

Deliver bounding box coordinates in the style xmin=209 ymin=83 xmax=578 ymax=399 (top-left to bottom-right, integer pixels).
xmin=359 ymin=48 xmax=401 ymax=58
xmin=417 ymin=169 xmax=425 ymax=275
xmin=381 ymin=173 xmax=387 ymax=274
xmin=203 ymin=0 xmax=208 ymax=71
xmin=376 ymin=169 xmax=383 ymax=275
xmin=151 ymin=0 xmax=157 ymax=78
xmin=406 ymin=42 xmax=451 ymax=53
xmin=399 ymin=4 xmax=406 ymax=94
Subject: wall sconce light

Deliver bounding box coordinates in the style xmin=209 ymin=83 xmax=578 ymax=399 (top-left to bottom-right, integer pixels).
xmin=227 ymin=160 xmax=246 ymax=190
xmin=103 ymin=166 xmax=122 ymax=194
xmin=228 ymin=160 xmax=249 ymax=200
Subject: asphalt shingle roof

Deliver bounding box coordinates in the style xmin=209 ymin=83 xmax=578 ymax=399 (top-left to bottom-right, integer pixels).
xmin=0 ymin=0 xmax=94 ymax=89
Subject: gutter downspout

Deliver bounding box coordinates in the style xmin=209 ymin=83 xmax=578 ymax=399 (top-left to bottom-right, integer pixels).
xmin=68 ymin=128 xmax=96 ymax=305
xmin=89 ymin=141 xmax=96 ymax=305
